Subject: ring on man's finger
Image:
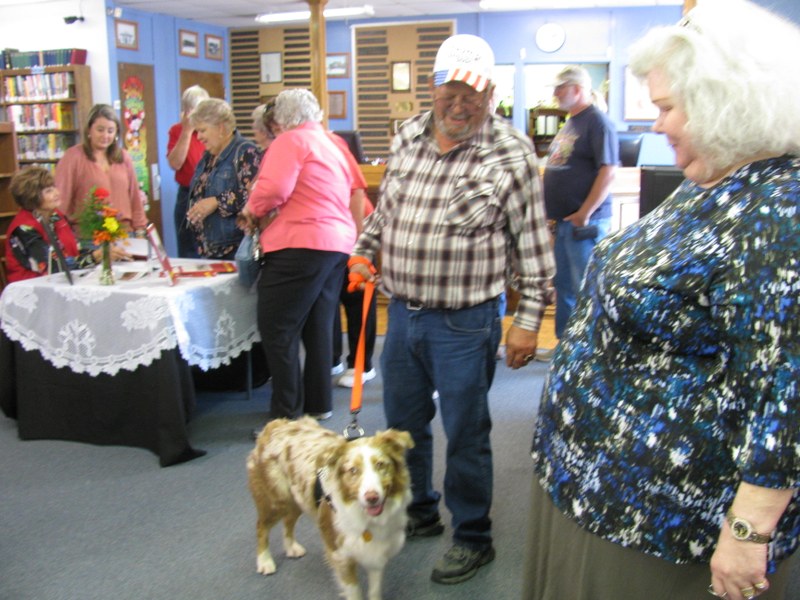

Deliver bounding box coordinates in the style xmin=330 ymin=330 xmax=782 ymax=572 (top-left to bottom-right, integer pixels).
xmin=707 ymin=584 xmax=728 ymax=597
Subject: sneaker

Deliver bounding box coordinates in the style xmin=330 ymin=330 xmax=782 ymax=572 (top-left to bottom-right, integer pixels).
xmin=307 ymin=411 xmax=333 ymax=421
xmin=337 ymin=368 xmax=377 ymax=388
xmin=406 ymin=514 xmax=444 ymax=538
xmin=331 ymin=362 xmax=345 ymax=376
xmin=535 ymin=347 xmax=556 ymax=362
xmin=430 ymin=544 xmax=495 ymax=585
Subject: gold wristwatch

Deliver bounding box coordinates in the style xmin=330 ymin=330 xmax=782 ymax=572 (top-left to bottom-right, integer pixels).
xmin=726 ymin=510 xmax=772 ymax=544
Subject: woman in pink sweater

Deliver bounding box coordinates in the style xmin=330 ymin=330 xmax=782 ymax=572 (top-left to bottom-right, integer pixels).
xmin=242 ymin=88 xmax=356 ymax=430
xmin=55 ymin=104 xmax=147 ymax=236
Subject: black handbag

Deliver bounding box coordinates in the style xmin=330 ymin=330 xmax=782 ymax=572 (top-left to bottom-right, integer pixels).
xmin=235 ymin=230 xmax=262 ymax=288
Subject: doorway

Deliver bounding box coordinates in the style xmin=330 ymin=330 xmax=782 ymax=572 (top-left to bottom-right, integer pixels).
xmin=118 ymin=63 xmax=163 ymax=238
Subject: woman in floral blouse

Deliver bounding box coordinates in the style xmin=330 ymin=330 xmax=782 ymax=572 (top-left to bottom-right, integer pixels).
xmin=186 ymin=98 xmax=262 ymax=259
xmin=525 ymin=2 xmax=800 ymax=599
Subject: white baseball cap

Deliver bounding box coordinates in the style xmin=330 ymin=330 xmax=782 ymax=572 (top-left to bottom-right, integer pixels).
xmin=433 ymin=34 xmax=494 ymax=93
xmin=552 ymin=66 xmax=592 ymax=89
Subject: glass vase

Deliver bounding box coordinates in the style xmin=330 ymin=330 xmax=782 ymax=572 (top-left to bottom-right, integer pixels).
xmin=99 ymin=242 xmax=114 ymax=285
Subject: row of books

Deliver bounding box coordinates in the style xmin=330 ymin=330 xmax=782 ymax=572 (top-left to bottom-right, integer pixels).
xmin=16 ymin=132 xmax=75 ymax=161
xmin=2 ymin=48 xmax=87 ymax=69
xmin=16 ymin=161 xmax=56 ymax=173
xmin=6 ymin=103 xmax=75 ymax=131
xmin=2 ymin=72 xmax=76 ymax=102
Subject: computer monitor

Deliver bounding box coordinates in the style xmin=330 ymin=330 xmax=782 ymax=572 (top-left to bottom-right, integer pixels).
xmin=617 ymin=132 xmax=643 ymax=167
xmin=639 ymin=166 xmax=685 ymax=218
xmin=332 ymin=130 xmax=367 ymax=164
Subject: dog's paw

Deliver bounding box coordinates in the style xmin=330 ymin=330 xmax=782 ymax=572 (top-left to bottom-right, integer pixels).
xmin=285 ymin=540 xmax=306 ymax=558
xmin=342 ymin=584 xmax=362 ymax=600
xmin=256 ymin=553 xmax=277 ymax=575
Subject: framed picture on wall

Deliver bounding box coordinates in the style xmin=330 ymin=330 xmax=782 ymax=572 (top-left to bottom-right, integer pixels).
xmin=326 ymin=53 xmax=350 ymax=78
xmin=205 ymin=34 xmax=223 ymax=60
xmin=623 ymin=66 xmax=658 ymax=121
xmin=115 ymin=19 xmax=138 ymax=51
xmin=328 ymin=91 xmax=346 ymax=119
xmin=179 ymin=30 xmax=199 ymax=58
xmin=391 ymin=61 xmax=412 ymax=92
xmin=260 ymin=52 xmax=282 ymax=83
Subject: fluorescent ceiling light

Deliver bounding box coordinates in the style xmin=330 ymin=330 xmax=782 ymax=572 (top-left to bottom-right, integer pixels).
xmin=256 ymin=5 xmax=375 ymax=24
xmin=479 ymin=0 xmax=681 ymax=9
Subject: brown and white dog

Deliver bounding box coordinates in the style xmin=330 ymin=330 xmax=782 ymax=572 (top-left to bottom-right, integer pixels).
xmin=247 ymin=417 xmax=414 ymax=600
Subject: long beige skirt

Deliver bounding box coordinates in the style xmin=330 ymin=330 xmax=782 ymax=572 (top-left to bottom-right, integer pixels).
xmin=521 ymin=477 xmax=797 ymax=600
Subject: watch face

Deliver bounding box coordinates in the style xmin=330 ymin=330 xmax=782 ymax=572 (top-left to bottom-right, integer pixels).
xmin=731 ymin=518 xmax=752 ymax=540
xmin=536 ymin=23 xmax=566 ymax=53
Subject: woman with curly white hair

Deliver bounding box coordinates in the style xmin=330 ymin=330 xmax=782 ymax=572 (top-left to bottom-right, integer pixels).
xmin=523 ymin=1 xmax=800 ymax=599
xmin=242 ymin=89 xmax=356 ymax=428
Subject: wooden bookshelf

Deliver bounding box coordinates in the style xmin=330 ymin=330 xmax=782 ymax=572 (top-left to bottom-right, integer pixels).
xmin=528 ymin=107 xmax=567 ymax=158
xmin=0 ymin=65 xmax=92 ymax=167
xmin=0 ymin=121 xmax=19 ymax=290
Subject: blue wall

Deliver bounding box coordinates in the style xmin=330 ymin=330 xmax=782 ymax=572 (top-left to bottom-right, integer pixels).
xmin=105 ymin=4 xmax=226 ymax=255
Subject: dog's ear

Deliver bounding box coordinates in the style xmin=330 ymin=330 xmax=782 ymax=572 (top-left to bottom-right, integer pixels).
xmin=375 ymin=429 xmax=414 ymax=454
xmin=320 ymin=439 xmax=349 ymax=472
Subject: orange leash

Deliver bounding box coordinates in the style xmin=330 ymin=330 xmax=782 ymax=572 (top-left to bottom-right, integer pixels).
xmin=343 ymin=257 xmax=377 ymax=440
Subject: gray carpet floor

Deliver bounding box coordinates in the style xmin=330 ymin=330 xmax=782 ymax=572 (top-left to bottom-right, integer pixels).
xmin=0 ymin=340 xmax=547 ymax=600
xmin=2 ymin=340 xmax=799 ymax=600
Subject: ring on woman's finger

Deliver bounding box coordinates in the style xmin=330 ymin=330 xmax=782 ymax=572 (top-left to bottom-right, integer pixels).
xmin=707 ymin=584 xmax=728 ymax=597
xmin=523 ymin=354 xmax=534 ymax=362
xmin=741 ymin=587 xmax=756 ymax=599
xmin=754 ymin=581 xmax=768 ymax=590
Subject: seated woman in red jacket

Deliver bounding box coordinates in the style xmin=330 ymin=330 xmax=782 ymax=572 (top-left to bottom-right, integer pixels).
xmin=4 ymin=167 xmax=129 ymax=283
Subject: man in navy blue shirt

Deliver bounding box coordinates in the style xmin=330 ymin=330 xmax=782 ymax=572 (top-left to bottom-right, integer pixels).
xmin=541 ymin=66 xmax=618 ymax=354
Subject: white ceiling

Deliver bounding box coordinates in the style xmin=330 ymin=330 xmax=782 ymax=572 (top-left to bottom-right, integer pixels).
xmin=107 ymin=0 xmax=682 ymax=29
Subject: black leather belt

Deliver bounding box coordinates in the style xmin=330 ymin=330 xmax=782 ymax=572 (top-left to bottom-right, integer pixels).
xmin=405 ymin=299 xmax=425 ymax=311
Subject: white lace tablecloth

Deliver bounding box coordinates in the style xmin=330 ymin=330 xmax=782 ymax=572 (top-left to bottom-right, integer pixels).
xmin=0 ymin=260 xmax=260 ymax=376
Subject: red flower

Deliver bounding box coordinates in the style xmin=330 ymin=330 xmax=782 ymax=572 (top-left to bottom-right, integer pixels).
xmin=93 ymin=187 xmax=110 ymax=200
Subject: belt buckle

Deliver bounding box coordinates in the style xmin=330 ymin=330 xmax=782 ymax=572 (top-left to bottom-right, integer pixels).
xmin=405 ymin=299 xmax=424 ymax=311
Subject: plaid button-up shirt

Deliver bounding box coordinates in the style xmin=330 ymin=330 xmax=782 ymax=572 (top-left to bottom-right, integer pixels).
xmin=353 ymin=112 xmax=554 ymax=332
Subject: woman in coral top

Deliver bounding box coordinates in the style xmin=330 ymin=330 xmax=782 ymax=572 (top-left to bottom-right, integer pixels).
xmin=55 ymin=103 xmax=147 ymax=236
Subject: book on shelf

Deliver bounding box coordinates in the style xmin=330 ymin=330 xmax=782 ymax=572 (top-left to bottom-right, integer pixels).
xmin=6 ymin=48 xmax=87 ymax=68
xmin=2 ymin=71 xmax=76 ymax=102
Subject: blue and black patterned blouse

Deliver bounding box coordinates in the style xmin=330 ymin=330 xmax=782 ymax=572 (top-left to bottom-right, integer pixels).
xmin=532 ymin=155 xmax=800 ymax=571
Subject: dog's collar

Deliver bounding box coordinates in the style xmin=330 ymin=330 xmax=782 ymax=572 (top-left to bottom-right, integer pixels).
xmin=315 ymin=469 xmax=334 ymax=511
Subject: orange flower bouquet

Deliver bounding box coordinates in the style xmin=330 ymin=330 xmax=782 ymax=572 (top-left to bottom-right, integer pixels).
xmin=78 ymin=186 xmax=127 ymax=284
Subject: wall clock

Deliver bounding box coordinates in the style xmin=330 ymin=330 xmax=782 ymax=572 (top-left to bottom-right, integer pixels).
xmin=536 ymin=23 xmax=566 ymax=53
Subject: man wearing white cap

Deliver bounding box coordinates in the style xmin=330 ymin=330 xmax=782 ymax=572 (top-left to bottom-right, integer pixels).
xmin=349 ymin=34 xmax=554 ymax=584
xmin=541 ymin=65 xmax=618 ymax=354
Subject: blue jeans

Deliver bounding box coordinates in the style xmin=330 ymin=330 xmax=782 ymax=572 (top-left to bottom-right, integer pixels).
xmin=381 ymin=297 xmax=502 ymax=549
xmin=553 ymin=216 xmax=612 ymax=338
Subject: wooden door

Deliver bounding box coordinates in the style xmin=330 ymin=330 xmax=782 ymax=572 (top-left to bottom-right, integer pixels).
xmin=117 ymin=63 xmax=162 ymax=238
xmin=179 ymin=70 xmax=225 ymax=100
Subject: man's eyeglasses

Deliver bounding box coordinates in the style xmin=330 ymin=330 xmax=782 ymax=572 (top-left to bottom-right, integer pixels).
xmin=434 ymin=90 xmax=487 ymax=110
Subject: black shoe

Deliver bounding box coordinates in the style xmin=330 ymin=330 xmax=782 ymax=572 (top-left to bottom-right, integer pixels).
xmin=406 ymin=514 xmax=444 ymax=538
xmin=431 ymin=544 xmax=495 ymax=585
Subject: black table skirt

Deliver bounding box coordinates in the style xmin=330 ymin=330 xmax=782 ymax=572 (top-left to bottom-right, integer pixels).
xmin=0 ymin=330 xmax=267 ymax=467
